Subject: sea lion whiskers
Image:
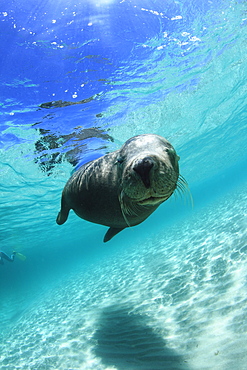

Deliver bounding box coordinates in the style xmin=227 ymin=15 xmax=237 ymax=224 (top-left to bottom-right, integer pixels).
xmin=175 ymin=175 xmax=193 ymax=207
xmin=119 ymin=190 xmax=149 ymax=226
xmin=119 ymin=190 xmax=131 ymax=227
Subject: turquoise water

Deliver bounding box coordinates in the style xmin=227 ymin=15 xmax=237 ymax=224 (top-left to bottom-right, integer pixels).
xmin=1 ymin=0 xmax=247 ymax=369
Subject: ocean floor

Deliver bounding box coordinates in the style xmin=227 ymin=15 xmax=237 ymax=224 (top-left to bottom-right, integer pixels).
xmin=0 ymin=181 xmax=247 ymax=370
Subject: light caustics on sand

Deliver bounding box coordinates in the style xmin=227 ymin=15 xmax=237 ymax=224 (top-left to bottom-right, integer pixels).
xmin=0 ymin=184 xmax=246 ymax=369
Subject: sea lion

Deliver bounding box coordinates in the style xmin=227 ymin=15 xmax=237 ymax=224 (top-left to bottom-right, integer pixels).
xmin=56 ymin=134 xmax=185 ymax=242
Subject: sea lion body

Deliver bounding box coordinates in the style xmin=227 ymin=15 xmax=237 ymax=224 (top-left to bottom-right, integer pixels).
xmin=56 ymin=134 xmax=180 ymax=242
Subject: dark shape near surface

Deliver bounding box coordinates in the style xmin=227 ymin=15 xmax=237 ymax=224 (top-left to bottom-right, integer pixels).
xmin=34 ymin=127 xmax=113 ymax=175
xmin=38 ymin=95 xmax=99 ymax=109
xmin=56 ymin=134 xmax=182 ymax=242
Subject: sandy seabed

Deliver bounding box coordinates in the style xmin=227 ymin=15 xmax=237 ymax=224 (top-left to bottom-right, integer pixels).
xmin=0 ymin=183 xmax=247 ymax=370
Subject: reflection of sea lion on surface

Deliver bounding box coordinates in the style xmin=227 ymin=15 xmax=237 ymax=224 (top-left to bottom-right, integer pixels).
xmin=56 ymin=134 xmax=187 ymax=242
xmin=34 ymin=127 xmax=113 ymax=175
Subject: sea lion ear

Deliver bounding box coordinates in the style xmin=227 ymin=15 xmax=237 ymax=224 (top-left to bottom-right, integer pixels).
xmin=116 ymin=156 xmax=124 ymax=165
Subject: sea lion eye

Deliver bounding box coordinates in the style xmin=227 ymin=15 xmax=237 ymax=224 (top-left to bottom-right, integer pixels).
xmin=165 ymin=147 xmax=180 ymax=166
xmin=165 ymin=148 xmax=179 ymax=160
xmin=117 ymin=157 xmax=124 ymax=164
xmin=165 ymin=148 xmax=173 ymax=154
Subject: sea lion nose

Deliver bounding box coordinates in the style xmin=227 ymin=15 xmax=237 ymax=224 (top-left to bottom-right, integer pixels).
xmin=133 ymin=156 xmax=154 ymax=188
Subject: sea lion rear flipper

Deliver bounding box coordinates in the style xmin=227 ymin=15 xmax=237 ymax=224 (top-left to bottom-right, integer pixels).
xmin=103 ymin=227 xmax=125 ymax=243
xmin=56 ymin=197 xmax=70 ymax=225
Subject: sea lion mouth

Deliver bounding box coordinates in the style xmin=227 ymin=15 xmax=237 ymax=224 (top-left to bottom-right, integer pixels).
xmin=138 ymin=195 xmax=169 ymax=205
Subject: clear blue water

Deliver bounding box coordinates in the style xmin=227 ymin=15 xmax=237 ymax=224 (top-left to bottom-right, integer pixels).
xmin=0 ymin=0 xmax=247 ymax=369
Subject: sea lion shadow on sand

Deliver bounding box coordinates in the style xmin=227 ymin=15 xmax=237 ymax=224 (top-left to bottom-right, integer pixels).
xmin=93 ymin=305 xmax=190 ymax=370
xmin=56 ymin=134 xmax=189 ymax=242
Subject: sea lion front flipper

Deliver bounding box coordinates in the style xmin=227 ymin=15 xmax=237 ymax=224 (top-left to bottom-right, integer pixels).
xmin=56 ymin=197 xmax=70 ymax=225
xmin=103 ymin=227 xmax=125 ymax=243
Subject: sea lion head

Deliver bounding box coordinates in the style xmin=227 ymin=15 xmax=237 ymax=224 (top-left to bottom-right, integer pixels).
xmin=116 ymin=134 xmax=181 ymax=222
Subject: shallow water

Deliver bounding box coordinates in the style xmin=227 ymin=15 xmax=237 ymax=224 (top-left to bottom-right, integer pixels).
xmin=0 ymin=0 xmax=247 ymax=369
